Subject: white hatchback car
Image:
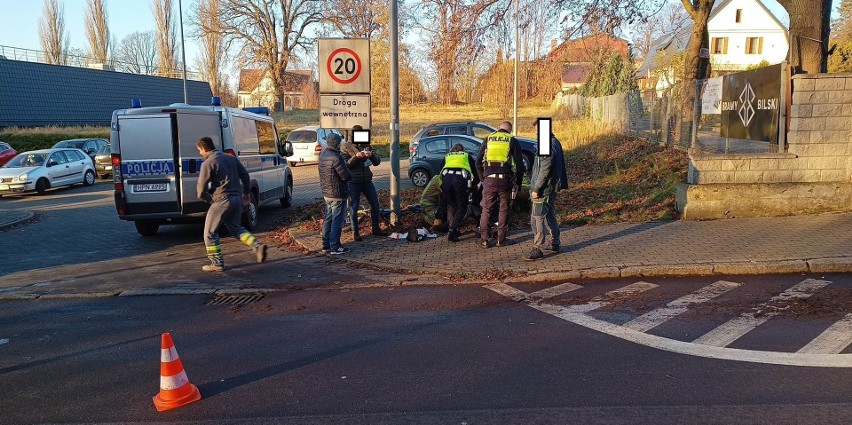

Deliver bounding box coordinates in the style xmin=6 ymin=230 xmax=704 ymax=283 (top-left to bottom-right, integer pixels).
xmin=0 ymin=148 xmax=97 ymax=195
xmin=286 ymin=125 xmax=342 ymax=167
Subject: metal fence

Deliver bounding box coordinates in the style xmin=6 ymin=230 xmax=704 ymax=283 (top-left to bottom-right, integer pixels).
xmin=0 ymin=45 xmax=204 ymax=81
xmin=632 ymin=67 xmax=787 ymax=155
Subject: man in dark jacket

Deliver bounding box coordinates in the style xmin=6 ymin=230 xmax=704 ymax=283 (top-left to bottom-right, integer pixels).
xmin=525 ymin=121 xmax=568 ymax=261
xmin=341 ymin=134 xmax=384 ymax=241
xmin=318 ymin=133 xmax=352 ymax=255
xmin=475 ymin=121 xmax=525 ymax=248
xmin=195 ymin=137 xmax=267 ymax=272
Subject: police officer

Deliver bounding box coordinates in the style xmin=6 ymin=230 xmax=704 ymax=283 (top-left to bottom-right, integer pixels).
xmin=475 ymin=121 xmax=525 ymax=248
xmin=441 ymin=143 xmax=479 ymax=242
xmin=196 ymin=136 xmax=267 ymax=272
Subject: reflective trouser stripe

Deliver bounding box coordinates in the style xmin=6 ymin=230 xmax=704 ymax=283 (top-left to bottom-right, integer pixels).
xmin=205 ymin=245 xmax=221 ymax=254
xmin=239 ymin=232 xmax=256 ymax=247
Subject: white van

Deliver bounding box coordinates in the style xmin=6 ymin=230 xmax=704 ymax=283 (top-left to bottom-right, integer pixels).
xmin=110 ymin=101 xmax=295 ymax=236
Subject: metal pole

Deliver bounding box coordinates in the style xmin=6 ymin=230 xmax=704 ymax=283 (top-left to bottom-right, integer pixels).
xmin=513 ymin=0 xmax=518 ymax=133
xmin=178 ymin=0 xmax=188 ymax=103
xmin=389 ymin=0 xmax=401 ymax=225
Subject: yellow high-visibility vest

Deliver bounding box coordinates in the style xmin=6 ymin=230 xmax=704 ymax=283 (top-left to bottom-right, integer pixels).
xmin=442 ymin=152 xmax=472 ymax=174
xmin=484 ymin=131 xmax=512 ymax=165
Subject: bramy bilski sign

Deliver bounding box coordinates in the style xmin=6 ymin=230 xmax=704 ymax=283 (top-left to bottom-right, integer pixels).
xmin=720 ymin=63 xmax=782 ymax=143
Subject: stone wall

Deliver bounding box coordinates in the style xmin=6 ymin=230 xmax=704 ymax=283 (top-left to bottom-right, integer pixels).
xmin=678 ymin=73 xmax=852 ymax=219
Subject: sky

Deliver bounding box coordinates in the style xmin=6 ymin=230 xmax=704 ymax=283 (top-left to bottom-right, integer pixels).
xmin=0 ymin=0 xmax=843 ymax=83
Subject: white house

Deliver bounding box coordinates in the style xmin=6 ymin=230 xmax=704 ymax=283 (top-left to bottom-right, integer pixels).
xmin=707 ymin=0 xmax=788 ymax=71
xmin=237 ymin=69 xmax=314 ymax=111
xmin=637 ymin=0 xmax=789 ymax=92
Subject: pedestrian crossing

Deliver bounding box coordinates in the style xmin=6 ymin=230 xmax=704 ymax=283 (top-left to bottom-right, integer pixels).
xmin=485 ymin=277 xmax=852 ymax=367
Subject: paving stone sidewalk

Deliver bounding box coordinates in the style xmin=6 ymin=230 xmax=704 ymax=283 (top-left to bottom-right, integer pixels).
xmin=290 ymin=212 xmax=852 ymax=281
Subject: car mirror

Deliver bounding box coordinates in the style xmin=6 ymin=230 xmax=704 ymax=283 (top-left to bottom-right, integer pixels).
xmin=279 ymin=140 xmax=294 ymax=157
xmin=47 ymin=160 xmax=58 ymax=167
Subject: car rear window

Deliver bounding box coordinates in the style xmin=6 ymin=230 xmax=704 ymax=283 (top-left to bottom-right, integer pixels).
xmin=97 ymin=145 xmax=110 ymax=154
xmin=287 ymin=131 xmax=317 ymax=143
xmin=57 ymin=140 xmax=86 ymax=149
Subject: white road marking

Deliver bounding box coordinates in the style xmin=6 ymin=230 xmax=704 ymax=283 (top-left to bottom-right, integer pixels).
xmin=693 ymin=279 xmax=831 ymax=347
xmin=798 ymin=314 xmax=852 ymax=354
xmin=528 ymin=282 xmax=583 ymax=301
xmin=485 ymin=281 xmax=852 ymax=368
xmin=564 ymin=281 xmax=658 ymax=313
xmin=623 ymin=280 xmax=743 ymax=332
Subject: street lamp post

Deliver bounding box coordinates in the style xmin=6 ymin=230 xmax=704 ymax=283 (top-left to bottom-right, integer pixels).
xmin=513 ymin=0 xmax=518 ymax=134
xmin=178 ymin=0 xmax=188 ymax=104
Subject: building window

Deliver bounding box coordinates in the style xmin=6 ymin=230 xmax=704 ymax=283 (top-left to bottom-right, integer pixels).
xmin=711 ymin=37 xmax=728 ymax=54
xmin=745 ymin=37 xmax=763 ymax=54
xmin=735 ymin=9 xmax=742 ymax=23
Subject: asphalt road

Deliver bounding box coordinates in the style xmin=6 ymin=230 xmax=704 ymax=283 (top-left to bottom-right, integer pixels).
xmin=1 ymin=280 xmax=851 ymax=424
xmin=0 ymin=159 xmax=412 ymax=277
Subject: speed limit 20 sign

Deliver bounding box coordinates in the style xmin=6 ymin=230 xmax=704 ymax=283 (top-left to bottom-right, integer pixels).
xmin=319 ymin=38 xmax=370 ymax=94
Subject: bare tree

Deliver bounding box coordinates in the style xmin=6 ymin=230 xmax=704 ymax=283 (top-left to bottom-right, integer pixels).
xmin=115 ymin=31 xmax=158 ymax=74
xmin=84 ymin=0 xmax=110 ymax=63
xmin=204 ymin=0 xmax=323 ymax=108
xmin=630 ymin=3 xmax=689 ymax=61
xmin=418 ymin=0 xmax=506 ymax=105
xmin=322 ymin=0 xmax=381 ymax=38
xmin=39 ymin=0 xmax=69 ymax=65
xmin=152 ymin=0 xmax=178 ymax=77
xmin=196 ymin=0 xmax=227 ymax=95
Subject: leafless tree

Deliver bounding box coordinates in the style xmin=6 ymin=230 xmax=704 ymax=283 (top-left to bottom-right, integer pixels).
xmin=84 ymin=0 xmax=110 ymax=64
xmin=630 ymin=2 xmax=689 ymax=61
xmin=38 ymin=0 xmax=69 ymax=65
xmin=196 ymin=0 xmax=227 ymax=95
xmin=115 ymin=31 xmax=158 ymax=74
xmin=322 ymin=0 xmax=382 ymax=38
xmin=417 ymin=0 xmax=506 ymax=105
xmin=152 ymin=0 xmax=178 ymax=77
xmin=203 ymin=0 xmax=323 ymax=107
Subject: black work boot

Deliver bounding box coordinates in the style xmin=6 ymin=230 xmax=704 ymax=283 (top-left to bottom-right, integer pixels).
xmin=448 ymin=230 xmax=460 ymax=242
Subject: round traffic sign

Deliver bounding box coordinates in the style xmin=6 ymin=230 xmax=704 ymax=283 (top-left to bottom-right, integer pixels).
xmin=326 ymin=48 xmax=362 ymax=85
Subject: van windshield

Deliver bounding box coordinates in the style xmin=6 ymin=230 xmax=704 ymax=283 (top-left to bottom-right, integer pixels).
xmin=287 ymin=131 xmax=318 ymax=143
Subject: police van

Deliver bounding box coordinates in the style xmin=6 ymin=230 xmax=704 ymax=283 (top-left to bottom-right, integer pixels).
xmin=110 ymin=99 xmax=295 ymax=236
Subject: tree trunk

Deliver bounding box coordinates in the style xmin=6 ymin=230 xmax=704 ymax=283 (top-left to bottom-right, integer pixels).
xmin=676 ymin=1 xmax=712 ymax=146
xmin=778 ymin=0 xmax=831 ymax=74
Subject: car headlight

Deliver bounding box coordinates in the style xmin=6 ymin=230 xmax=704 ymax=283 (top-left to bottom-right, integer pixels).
xmin=17 ymin=173 xmax=28 ymax=182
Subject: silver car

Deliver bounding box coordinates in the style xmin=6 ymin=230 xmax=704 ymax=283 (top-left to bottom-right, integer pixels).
xmin=0 ymin=148 xmax=97 ymax=195
xmin=286 ymin=125 xmax=342 ymax=167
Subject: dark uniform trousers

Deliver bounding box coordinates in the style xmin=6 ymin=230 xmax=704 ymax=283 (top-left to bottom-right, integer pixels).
xmin=479 ymin=176 xmax=512 ymax=242
xmin=440 ymin=173 xmax=469 ymax=232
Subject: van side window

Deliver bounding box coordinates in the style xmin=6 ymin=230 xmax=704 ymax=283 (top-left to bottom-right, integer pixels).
xmin=256 ymin=121 xmax=276 ymax=155
xmin=232 ymin=116 xmax=260 ymax=154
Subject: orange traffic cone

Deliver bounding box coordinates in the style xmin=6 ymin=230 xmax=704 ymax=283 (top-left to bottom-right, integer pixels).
xmin=153 ymin=332 xmax=201 ymax=412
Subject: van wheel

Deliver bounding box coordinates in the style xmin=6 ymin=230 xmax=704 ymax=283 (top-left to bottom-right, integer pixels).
xmin=134 ymin=220 xmax=159 ymax=236
xmin=243 ymin=192 xmax=259 ymax=230
xmin=280 ymin=178 xmax=293 ymax=208
xmin=83 ymin=170 xmax=96 ymax=186
xmin=35 ymin=178 xmax=50 ymax=195
xmin=410 ymin=169 xmax=430 ymax=188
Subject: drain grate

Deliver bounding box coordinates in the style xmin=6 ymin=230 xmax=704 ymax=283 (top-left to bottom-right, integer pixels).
xmin=205 ymin=293 xmax=265 ymax=306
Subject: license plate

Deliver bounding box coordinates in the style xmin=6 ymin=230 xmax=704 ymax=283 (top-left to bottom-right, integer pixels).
xmin=0 ymin=184 xmax=9 ymax=190
xmin=133 ymin=183 xmax=168 ymax=192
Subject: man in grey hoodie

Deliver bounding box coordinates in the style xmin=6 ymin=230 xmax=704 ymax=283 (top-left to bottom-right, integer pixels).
xmin=196 ymin=137 xmax=267 ymax=272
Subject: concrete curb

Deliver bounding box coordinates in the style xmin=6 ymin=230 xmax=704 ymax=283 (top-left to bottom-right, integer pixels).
xmin=0 ymin=210 xmax=36 ymax=231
